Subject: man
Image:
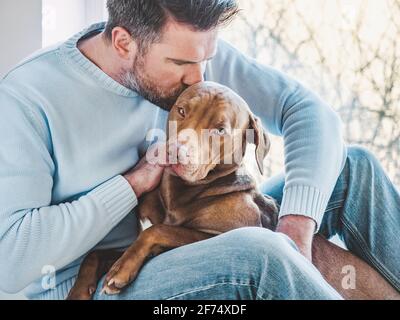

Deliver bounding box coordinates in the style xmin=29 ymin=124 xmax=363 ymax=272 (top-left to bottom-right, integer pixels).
xmin=0 ymin=0 xmax=398 ymax=300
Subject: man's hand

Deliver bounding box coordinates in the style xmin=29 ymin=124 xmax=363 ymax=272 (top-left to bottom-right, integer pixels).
xmin=123 ymin=143 xmax=169 ymax=198
xmin=276 ymin=215 xmax=316 ymax=261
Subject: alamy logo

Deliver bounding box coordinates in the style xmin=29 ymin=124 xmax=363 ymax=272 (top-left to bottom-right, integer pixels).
xmin=145 ymin=121 xmax=257 ymax=166
xmin=341 ymin=265 xmax=356 ymax=290
xmin=41 ymin=265 xmax=56 ymax=290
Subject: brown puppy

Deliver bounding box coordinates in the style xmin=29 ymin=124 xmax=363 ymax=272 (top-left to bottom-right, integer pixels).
xmin=68 ymin=82 xmax=399 ymax=300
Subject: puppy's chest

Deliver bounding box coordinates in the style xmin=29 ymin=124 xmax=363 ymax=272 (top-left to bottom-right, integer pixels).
xmin=161 ymin=192 xmax=203 ymax=226
xmin=160 ymin=187 xmax=243 ymax=227
xmin=157 ymin=170 xmax=256 ymax=227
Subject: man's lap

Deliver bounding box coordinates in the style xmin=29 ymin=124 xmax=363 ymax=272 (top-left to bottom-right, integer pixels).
xmin=92 ymin=227 xmax=296 ymax=300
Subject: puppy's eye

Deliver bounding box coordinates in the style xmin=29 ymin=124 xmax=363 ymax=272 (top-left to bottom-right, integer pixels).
xmin=177 ymin=107 xmax=186 ymax=117
xmin=211 ymin=128 xmax=226 ymax=136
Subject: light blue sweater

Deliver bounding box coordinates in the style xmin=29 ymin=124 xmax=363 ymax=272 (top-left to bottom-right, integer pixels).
xmin=0 ymin=23 xmax=346 ymax=299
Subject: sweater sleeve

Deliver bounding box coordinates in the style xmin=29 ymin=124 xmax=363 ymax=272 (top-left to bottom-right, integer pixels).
xmin=206 ymin=39 xmax=347 ymax=229
xmin=0 ymin=88 xmax=138 ymax=293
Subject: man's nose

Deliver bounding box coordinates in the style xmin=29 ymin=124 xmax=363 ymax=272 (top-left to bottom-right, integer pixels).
xmin=182 ymin=63 xmax=205 ymax=86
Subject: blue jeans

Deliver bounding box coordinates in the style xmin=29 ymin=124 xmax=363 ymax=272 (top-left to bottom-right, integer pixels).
xmin=260 ymin=145 xmax=400 ymax=292
xmin=93 ymin=228 xmax=341 ymax=300
xmin=93 ymin=145 xmax=399 ymax=300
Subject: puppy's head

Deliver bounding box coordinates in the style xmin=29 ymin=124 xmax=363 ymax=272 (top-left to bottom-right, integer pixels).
xmin=167 ymin=81 xmax=270 ymax=182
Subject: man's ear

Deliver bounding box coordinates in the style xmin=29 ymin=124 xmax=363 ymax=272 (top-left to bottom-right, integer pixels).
xmin=111 ymin=27 xmax=138 ymax=60
xmin=249 ymin=114 xmax=270 ymax=176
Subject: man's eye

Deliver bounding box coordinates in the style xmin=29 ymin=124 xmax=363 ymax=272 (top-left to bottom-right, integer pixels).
xmin=177 ymin=107 xmax=186 ymax=117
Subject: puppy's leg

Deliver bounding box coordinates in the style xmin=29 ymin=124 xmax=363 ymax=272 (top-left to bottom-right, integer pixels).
xmin=253 ymin=192 xmax=279 ymax=230
xmin=102 ymin=225 xmax=213 ymax=295
xmin=138 ymin=189 xmax=166 ymax=224
xmin=67 ymin=250 xmax=123 ymax=300
xmin=312 ymin=235 xmax=400 ymax=300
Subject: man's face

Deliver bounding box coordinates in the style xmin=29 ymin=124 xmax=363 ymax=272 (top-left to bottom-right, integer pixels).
xmin=120 ymin=21 xmax=219 ymax=110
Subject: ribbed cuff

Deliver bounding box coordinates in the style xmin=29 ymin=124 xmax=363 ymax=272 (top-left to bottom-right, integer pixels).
xmin=35 ymin=277 xmax=76 ymax=300
xmin=279 ymin=185 xmax=328 ymax=232
xmin=88 ymin=175 xmax=138 ymax=226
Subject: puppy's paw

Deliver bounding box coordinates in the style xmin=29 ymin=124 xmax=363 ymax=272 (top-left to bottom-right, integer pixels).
xmin=66 ymin=285 xmax=96 ymax=300
xmin=100 ymin=279 xmax=121 ymax=296
xmin=101 ymin=258 xmax=140 ymax=295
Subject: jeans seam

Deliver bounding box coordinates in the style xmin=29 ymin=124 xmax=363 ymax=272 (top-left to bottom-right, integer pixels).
xmin=325 ymin=200 xmax=344 ymax=212
xmin=165 ymin=281 xmax=260 ymax=300
xmin=340 ymin=216 xmax=400 ymax=292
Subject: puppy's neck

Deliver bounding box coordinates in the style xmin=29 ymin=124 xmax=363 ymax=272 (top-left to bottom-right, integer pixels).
xmin=160 ymin=163 xmax=255 ymax=210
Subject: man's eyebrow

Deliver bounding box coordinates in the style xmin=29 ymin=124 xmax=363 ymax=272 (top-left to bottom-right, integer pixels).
xmin=168 ymin=56 xmax=216 ymax=64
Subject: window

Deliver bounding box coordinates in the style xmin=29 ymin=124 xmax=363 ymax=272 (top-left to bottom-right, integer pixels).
xmin=42 ymin=0 xmax=107 ymax=47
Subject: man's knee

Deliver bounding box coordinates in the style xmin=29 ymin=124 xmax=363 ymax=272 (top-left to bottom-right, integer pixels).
xmin=347 ymin=145 xmax=379 ymax=169
xmin=222 ymin=227 xmax=300 ymax=262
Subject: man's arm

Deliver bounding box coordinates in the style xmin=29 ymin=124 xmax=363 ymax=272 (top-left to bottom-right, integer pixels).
xmin=0 ymin=89 xmax=162 ymax=293
xmin=206 ymin=40 xmax=347 ymax=258
xmin=276 ymin=215 xmax=316 ymax=260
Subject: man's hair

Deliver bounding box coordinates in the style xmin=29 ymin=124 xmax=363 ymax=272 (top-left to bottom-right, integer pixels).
xmin=105 ymin=0 xmax=239 ymax=51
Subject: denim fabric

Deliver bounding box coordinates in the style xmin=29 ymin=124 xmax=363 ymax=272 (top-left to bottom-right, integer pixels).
xmin=92 ymin=228 xmax=342 ymax=300
xmin=261 ymin=145 xmax=400 ymax=292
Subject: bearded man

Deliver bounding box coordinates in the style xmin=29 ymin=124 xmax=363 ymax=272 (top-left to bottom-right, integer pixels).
xmin=0 ymin=0 xmax=398 ymax=300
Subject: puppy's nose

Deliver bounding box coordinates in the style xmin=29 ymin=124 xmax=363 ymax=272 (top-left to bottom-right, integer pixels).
xmin=168 ymin=141 xmax=191 ymax=164
xmin=177 ymin=143 xmax=190 ymax=164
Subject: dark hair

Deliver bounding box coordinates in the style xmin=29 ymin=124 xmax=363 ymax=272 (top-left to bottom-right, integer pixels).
xmin=105 ymin=0 xmax=239 ymax=51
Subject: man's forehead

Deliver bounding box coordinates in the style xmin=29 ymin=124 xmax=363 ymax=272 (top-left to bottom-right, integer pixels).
xmin=158 ymin=20 xmax=219 ymax=60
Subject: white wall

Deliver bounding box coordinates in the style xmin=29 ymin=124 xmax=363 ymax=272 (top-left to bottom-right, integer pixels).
xmin=0 ymin=0 xmax=42 ymax=299
xmin=0 ymin=0 xmax=42 ymax=78
xmin=42 ymin=0 xmax=86 ymax=47
xmin=42 ymin=0 xmax=107 ymax=47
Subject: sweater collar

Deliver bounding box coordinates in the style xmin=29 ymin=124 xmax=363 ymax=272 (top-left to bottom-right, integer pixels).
xmin=60 ymin=22 xmax=139 ymax=98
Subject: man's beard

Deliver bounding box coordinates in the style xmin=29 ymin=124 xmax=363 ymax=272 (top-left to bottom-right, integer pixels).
xmin=119 ymin=55 xmax=188 ymax=111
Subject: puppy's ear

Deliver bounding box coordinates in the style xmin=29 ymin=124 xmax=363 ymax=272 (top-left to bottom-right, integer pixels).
xmin=249 ymin=115 xmax=270 ymax=176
